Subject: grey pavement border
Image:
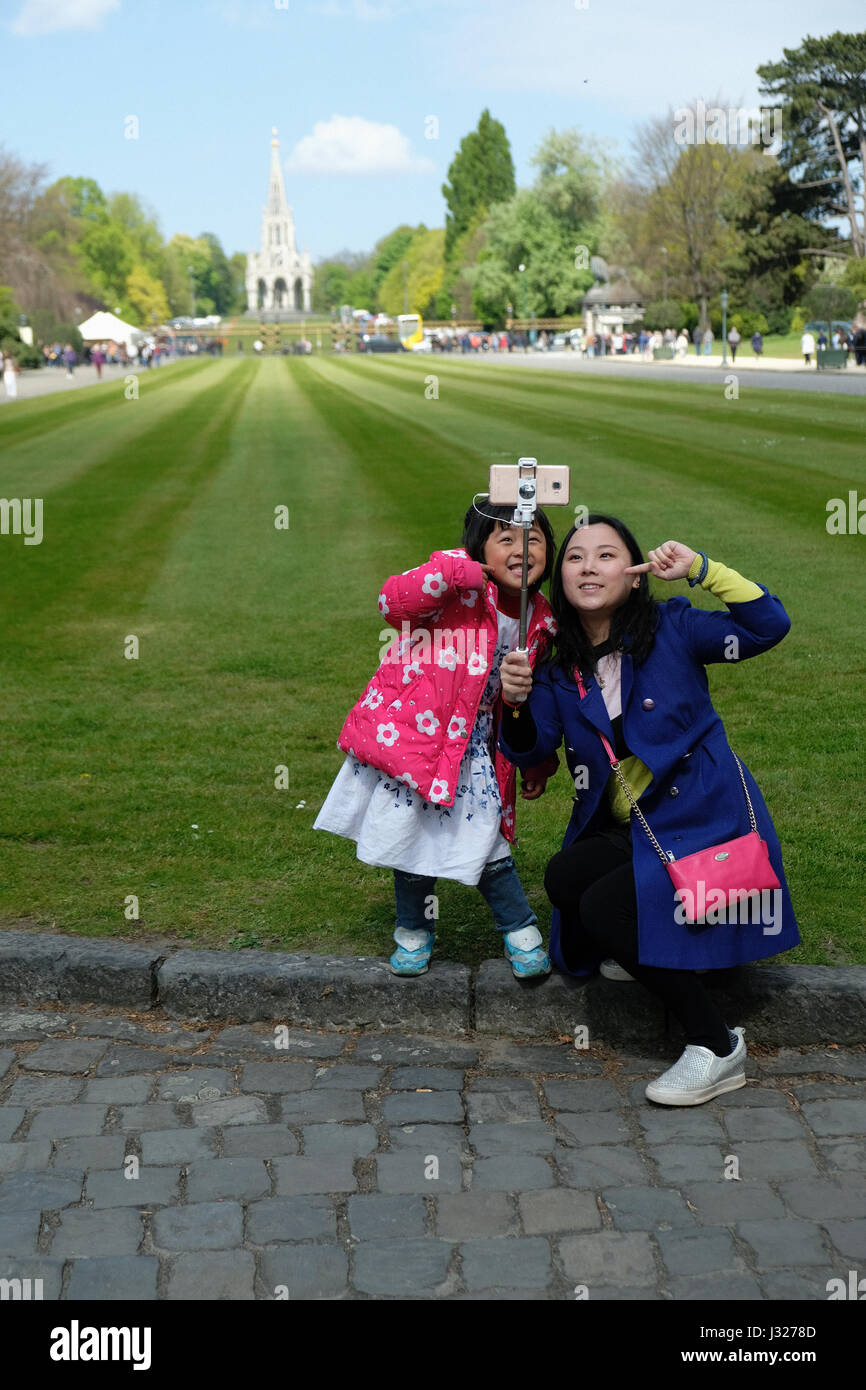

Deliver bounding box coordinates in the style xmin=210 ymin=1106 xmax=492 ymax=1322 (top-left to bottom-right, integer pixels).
xmin=0 ymin=932 xmax=863 ymax=1045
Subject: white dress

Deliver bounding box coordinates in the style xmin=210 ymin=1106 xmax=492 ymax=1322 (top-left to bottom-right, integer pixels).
xmin=2 ymin=364 xmax=18 ymax=399
xmin=313 ymin=607 xmax=528 ymax=885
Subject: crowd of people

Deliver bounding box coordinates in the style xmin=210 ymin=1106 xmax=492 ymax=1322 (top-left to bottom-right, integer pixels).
xmin=800 ymin=325 xmax=866 ymax=366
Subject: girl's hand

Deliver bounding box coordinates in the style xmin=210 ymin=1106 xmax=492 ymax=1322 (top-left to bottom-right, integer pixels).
xmin=625 ymin=540 xmax=697 ymax=582
xmin=501 ymin=650 xmax=532 ymax=704
xmin=520 ymin=777 xmax=546 ymax=800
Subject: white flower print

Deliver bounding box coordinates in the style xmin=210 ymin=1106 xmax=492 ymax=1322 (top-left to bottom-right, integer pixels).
xmin=503 ymin=804 xmax=515 ymax=828
xmin=397 ymin=771 xmax=419 ymax=789
xmin=421 ymin=571 xmax=447 ymax=599
xmin=389 ymin=699 xmax=402 ymax=711
xmin=402 ymin=661 xmax=422 ymax=685
xmin=447 ymin=715 xmax=467 ymax=740
xmin=467 ymin=652 xmax=488 ymax=676
xmin=442 ymin=548 xmax=468 ymax=558
xmin=416 ymin=710 xmax=440 ymax=736
xmin=362 ymin=687 xmax=384 ymax=710
xmin=437 ymin=646 xmax=459 ymax=670
xmin=460 ymin=590 xmax=478 ymax=607
xmin=429 ymin=778 xmax=450 ymax=803
xmin=376 ymin=722 xmax=399 ymax=747
xmin=378 ymin=593 xmax=390 ymax=616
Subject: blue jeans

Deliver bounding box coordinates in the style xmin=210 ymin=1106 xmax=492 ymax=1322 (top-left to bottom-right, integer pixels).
xmin=393 ymin=857 xmax=537 ymax=935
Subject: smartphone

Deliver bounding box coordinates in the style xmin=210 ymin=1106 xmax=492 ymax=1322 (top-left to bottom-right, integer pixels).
xmin=489 ymin=461 xmax=570 ymax=507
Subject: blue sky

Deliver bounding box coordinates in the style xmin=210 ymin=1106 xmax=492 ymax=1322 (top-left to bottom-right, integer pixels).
xmin=1 ymin=0 xmax=863 ymax=263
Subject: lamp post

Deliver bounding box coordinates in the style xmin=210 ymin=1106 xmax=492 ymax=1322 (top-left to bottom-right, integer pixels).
xmin=720 ymin=288 xmax=729 ymax=366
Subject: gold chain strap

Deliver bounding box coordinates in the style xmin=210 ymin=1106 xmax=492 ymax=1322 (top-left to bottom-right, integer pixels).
xmin=613 ymin=752 xmax=757 ymax=865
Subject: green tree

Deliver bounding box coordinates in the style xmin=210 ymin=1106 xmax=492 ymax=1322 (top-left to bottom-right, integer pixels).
xmin=442 ymin=109 xmax=515 ymax=260
xmin=124 ymin=264 xmax=170 ymax=325
xmin=471 ymin=189 xmax=593 ymax=322
xmin=758 ymin=31 xmax=866 ymax=259
xmin=377 ymin=227 xmax=445 ymax=318
xmin=719 ymin=155 xmax=830 ymax=327
xmin=370 ymin=224 xmax=416 ymax=302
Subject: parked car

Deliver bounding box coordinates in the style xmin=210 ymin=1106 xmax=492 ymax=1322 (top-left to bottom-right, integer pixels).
xmin=359 ymin=334 xmax=405 ymax=353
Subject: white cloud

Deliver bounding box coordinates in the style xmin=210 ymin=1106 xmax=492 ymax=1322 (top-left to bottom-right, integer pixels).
xmin=285 ymin=115 xmax=435 ymax=174
xmin=10 ymin=0 xmax=120 ymax=36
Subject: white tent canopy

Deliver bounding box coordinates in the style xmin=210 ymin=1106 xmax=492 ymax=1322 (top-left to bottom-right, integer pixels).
xmin=77 ymin=311 xmax=143 ymax=345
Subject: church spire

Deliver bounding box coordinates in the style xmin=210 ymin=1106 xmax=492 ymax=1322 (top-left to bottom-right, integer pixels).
xmin=267 ymin=127 xmax=288 ymax=215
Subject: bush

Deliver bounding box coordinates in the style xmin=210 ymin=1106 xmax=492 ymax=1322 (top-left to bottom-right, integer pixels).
xmin=766 ymin=305 xmax=793 ymax=336
xmin=790 ymin=306 xmax=806 ymax=334
xmin=730 ymin=310 xmax=769 ymax=338
xmin=0 ymin=333 xmax=43 ymax=369
xmin=642 ymin=298 xmax=689 ymax=331
xmin=803 ymin=284 xmax=858 ymax=323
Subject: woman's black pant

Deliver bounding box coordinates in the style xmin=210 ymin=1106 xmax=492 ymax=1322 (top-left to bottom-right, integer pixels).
xmin=544 ymin=828 xmax=734 ymax=1056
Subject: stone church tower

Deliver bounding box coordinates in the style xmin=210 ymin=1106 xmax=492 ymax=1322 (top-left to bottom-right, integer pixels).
xmin=245 ymin=129 xmax=313 ymax=316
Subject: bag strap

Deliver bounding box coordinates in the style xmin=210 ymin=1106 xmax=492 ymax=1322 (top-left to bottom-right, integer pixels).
xmin=574 ymin=668 xmax=757 ymax=865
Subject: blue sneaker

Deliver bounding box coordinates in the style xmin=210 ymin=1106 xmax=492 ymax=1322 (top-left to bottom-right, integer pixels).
xmin=389 ymin=932 xmax=435 ymax=976
xmin=503 ymin=938 xmax=551 ymax=979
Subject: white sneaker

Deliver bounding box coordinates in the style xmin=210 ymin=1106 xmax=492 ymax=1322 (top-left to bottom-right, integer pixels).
xmin=645 ymin=1027 xmax=746 ymax=1106
xmin=600 ymin=959 xmax=635 ymax=981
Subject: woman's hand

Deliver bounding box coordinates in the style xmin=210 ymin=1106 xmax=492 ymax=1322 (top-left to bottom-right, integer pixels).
xmin=501 ymin=650 xmax=532 ymax=704
xmin=625 ymin=540 xmax=697 ymax=582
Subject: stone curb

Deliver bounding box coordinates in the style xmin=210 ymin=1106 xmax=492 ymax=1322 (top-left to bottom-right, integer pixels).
xmin=0 ymin=931 xmax=863 ymax=1046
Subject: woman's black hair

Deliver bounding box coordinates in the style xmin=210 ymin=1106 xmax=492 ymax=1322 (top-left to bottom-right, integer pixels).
xmin=548 ymin=513 xmax=658 ymax=678
xmin=460 ymin=501 xmax=555 ymax=591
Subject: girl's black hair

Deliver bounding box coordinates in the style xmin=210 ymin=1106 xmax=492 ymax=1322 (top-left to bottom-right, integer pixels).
xmin=548 ymin=513 xmax=658 ymax=678
xmin=460 ymin=501 xmax=555 ymax=590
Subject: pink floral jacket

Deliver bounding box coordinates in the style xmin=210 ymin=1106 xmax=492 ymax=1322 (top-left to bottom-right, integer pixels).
xmin=336 ymin=548 xmax=559 ymax=842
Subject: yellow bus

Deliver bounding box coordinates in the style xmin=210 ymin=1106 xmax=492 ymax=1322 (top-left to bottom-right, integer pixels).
xmin=396 ymin=313 xmax=423 ymax=350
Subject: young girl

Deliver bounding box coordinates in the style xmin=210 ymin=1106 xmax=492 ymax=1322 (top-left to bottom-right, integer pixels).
xmin=314 ymin=501 xmax=560 ymax=978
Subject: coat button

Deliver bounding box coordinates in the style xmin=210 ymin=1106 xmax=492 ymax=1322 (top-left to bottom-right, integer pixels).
xmin=642 ymin=698 xmax=655 ymax=710
xmin=669 ymin=786 xmax=680 ymax=796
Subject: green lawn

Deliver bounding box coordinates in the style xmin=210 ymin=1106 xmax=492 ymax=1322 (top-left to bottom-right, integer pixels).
xmin=0 ymin=353 xmax=863 ymax=966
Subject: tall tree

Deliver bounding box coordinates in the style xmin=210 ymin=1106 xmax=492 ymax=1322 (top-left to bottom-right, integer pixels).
xmin=758 ymin=32 xmax=866 ymax=259
xmin=442 ymin=109 xmax=515 ymax=260
xmin=621 ymin=114 xmax=753 ymax=328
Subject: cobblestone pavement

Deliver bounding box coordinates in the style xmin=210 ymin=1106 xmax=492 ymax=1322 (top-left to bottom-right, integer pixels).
xmin=0 ymin=1006 xmax=864 ymax=1301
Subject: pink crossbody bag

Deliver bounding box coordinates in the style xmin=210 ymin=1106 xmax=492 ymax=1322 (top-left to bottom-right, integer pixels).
xmin=575 ymin=669 xmax=780 ymax=925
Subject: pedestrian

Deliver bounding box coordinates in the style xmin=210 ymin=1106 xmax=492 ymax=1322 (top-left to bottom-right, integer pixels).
xmin=800 ymin=330 xmax=815 ymax=366
xmin=92 ymin=345 xmax=104 ymax=379
xmin=313 ymin=502 xmax=561 ymax=980
xmin=702 ymin=327 xmax=713 ymax=356
xmin=852 ymin=325 xmax=866 ymax=366
xmin=751 ymin=330 xmax=763 ymax=359
xmin=62 ymin=343 xmax=76 ymax=377
xmin=2 ymin=350 xmax=21 ymax=400
xmin=675 ymin=330 xmax=688 ymax=357
xmin=816 ymin=329 xmax=827 ymax=352
xmin=727 ymin=325 xmax=741 ymax=361
xmin=499 ymin=516 xmax=799 ymax=1106
xmin=692 ymin=325 xmax=702 ymax=356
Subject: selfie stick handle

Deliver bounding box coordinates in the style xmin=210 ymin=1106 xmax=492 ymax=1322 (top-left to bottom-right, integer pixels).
xmin=513 ymin=455 xmax=538 ymax=661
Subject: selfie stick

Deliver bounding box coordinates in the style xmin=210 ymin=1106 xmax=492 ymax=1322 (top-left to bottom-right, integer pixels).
xmin=513 ymin=457 xmax=539 ymax=654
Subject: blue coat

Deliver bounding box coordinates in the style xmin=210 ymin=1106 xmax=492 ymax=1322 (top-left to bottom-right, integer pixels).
xmin=499 ymin=588 xmax=800 ymax=972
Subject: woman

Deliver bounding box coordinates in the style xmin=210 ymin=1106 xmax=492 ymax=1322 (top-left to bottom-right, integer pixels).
xmin=2 ymin=350 xmax=20 ymax=400
xmin=498 ymin=515 xmax=799 ymax=1106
